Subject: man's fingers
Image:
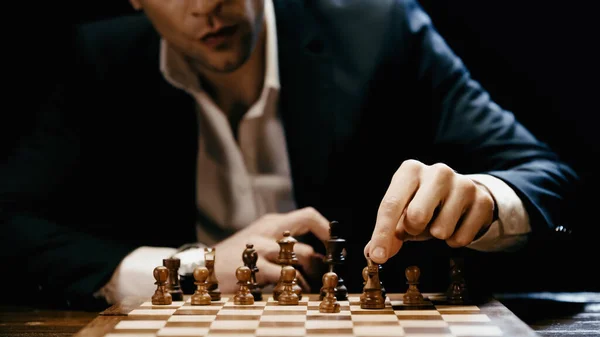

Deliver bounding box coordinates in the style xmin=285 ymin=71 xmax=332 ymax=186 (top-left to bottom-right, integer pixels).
xmin=446 ymin=195 xmax=494 ymax=248
xmin=427 ymin=189 xmax=466 ymax=240
xmin=251 ymin=236 xmax=282 ymax=263
xmin=368 ymin=161 xmax=420 ymax=264
xmin=279 ymin=207 xmax=330 ymax=241
xmin=254 ymin=259 xmax=283 ymax=286
xmin=294 ymin=242 xmax=323 ymax=272
xmin=403 ymin=164 xmax=452 ymax=236
xmin=295 ymin=271 xmax=311 ymax=293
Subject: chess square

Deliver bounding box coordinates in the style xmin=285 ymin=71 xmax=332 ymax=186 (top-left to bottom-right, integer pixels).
xmin=210 ymin=297 xmax=230 ymax=304
xmin=104 ymin=332 xmax=156 ymax=337
xmin=351 ymin=314 xmax=398 ymax=322
xmin=167 ymin=315 xmax=216 ymax=322
xmin=215 ymin=309 xmax=265 ymax=316
xmin=255 ymin=327 xmax=306 ymax=336
xmin=353 ymin=325 xmax=405 ymax=336
xmin=210 ymin=320 xmax=260 ymax=330
xmin=267 ymin=297 xmax=309 ymax=304
xmin=114 ymin=321 xmax=166 ymax=330
xmin=350 ymin=305 xmax=392 ymax=312
xmin=305 ymin=320 xmax=354 ymax=329
xmin=448 ymin=325 xmax=503 ymax=336
xmin=156 ymin=327 xmax=210 ymax=336
xmin=306 ymin=310 xmax=351 ymax=316
xmin=223 ymin=301 xmax=267 ymax=307
xmin=399 ymin=320 xmax=449 ymax=328
xmin=442 ymin=314 xmax=490 ymax=322
xmin=264 ymin=305 xmax=308 ymax=311
xmin=128 ymin=309 xmax=177 ymax=316
xmin=260 ymin=314 xmax=307 ymax=322
xmin=435 ymin=305 xmax=479 ymax=312
xmin=139 ymin=301 xmax=185 ymax=309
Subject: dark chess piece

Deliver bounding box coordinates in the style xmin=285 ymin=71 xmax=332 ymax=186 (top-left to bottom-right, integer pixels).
xmin=234 ymin=266 xmax=255 ymax=305
xmin=320 ymin=221 xmax=348 ymax=301
xmin=447 ymin=257 xmax=469 ymax=304
xmin=191 ymin=266 xmax=211 ymax=305
xmin=319 ymin=272 xmax=341 ymax=313
xmin=360 ymin=266 xmax=368 ymax=304
xmin=242 ymin=243 xmax=262 ymax=301
xmin=360 ymin=257 xmax=385 ymax=309
xmin=274 ymin=231 xmax=302 ymax=300
xmin=204 ymin=248 xmax=221 ymax=301
xmin=152 ymin=266 xmax=172 ymax=305
xmin=163 ymin=258 xmax=184 ymax=301
xmin=278 ymin=266 xmax=299 ymax=305
xmin=403 ymin=266 xmax=425 ymax=305
xmin=379 ymin=264 xmax=386 ymax=300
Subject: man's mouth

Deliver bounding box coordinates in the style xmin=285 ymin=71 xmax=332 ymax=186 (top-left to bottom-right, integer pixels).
xmin=200 ymin=25 xmax=238 ymax=47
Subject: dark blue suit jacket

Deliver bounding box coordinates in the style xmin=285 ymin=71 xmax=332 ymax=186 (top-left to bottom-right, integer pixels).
xmin=0 ymin=0 xmax=578 ymax=308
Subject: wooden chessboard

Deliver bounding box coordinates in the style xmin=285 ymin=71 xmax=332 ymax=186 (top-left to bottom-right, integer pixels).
xmin=75 ymin=293 xmax=538 ymax=337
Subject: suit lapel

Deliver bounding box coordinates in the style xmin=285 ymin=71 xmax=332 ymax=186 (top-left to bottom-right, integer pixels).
xmin=274 ymin=0 xmax=337 ymax=208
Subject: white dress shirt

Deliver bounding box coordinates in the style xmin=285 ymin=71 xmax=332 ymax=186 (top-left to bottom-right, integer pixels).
xmin=95 ymin=0 xmax=531 ymax=304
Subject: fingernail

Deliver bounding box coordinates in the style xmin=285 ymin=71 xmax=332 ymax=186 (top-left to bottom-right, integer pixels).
xmin=372 ymin=247 xmax=386 ymax=260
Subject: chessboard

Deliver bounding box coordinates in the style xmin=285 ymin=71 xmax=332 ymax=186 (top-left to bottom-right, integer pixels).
xmin=74 ymin=293 xmax=539 ymax=337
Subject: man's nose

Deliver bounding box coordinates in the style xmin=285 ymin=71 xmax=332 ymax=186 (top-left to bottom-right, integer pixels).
xmin=189 ymin=0 xmax=224 ymax=16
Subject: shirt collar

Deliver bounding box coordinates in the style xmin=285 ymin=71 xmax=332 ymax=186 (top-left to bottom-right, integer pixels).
xmin=159 ymin=0 xmax=280 ymax=95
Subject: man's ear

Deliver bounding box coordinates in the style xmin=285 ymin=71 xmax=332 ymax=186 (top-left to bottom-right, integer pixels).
xmin=129 ymin=0 xmax=142 ymax=10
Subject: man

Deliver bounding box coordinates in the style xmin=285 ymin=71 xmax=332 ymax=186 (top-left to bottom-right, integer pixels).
xmin=0 ymin=0 xmax=577 ymax=309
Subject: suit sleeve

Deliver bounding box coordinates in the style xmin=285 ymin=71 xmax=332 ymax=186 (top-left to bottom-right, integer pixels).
xmin=0 ymin=29 xmax=138 ymax=309
xmin=393 ymin=0 xmax=579 ymax=236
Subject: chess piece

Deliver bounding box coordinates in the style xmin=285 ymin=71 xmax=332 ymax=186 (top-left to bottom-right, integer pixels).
xmin=319 ymin=272 xmax=341 ymax=313
xmin=204 ymin=248 xmax=221 ymax=301
xmin=163 ymin=258 xmax=184 ymax=301
xmin=152 ymin=266 xmax=172 ymax=305
xmin=359 ymin=266 xmax=368 ymax=304
xmin=447 ymin=257 xmax=469 ymax=304
xmin=274 ymin=231 xmax=302 ymax=300
xmin=191 ymin=266 xmax=212 ymax=305
xmin=242 ymin=243 xmax=262 ymax=301
xmin=360 ymin=257 xmax=385 ymax=309
xmin=379 ymin=264 xmax=386 ymax=300
xmin=278 ymin=265 xmax=299 ymax=305
xmin=234 ymin=266 xmax=255 ymax=305
xmin=403 ymin=266 xmax=425 ymax=305
xmin=320 ymin=221 xmax=348 ymax=301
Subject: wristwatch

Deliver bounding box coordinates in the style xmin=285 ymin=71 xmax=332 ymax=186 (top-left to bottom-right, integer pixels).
xmin=171 ymin=243 xmax=208 ymax=294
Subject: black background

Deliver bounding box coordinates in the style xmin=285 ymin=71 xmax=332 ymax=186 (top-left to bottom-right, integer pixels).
xmin=3 ymin=1 xmax=599 ymax=292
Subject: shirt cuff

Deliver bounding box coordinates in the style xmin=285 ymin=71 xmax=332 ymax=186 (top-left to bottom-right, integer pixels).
xmin=93 ymin=246 xmax=177 ymax=304
xmin=465 ymin=174 xmax=532 ymax=252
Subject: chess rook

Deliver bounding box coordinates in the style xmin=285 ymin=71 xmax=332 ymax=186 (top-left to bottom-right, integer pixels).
xmin=191 ymin=266 xmax=211 ymax=305
xmin=152 ymin=266 xmax=172 ymax=305
xmin=163 ymin=258 xmax=184 ymax=301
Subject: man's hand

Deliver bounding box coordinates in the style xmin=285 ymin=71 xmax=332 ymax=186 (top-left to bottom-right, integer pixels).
xmin=364 ymin=160 xmax=496 ymax=264
xmin=214 ymin=207 xmax=329 ymax=294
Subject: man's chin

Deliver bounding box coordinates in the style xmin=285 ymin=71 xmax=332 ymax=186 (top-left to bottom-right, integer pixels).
xmin=194 ymin=54 xmax=248 ymax=73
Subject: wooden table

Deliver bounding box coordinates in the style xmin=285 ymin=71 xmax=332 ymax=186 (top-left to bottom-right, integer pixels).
xmin=1 ymin=292 xmax=599 ymax=337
